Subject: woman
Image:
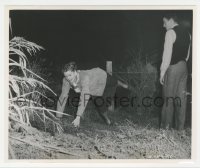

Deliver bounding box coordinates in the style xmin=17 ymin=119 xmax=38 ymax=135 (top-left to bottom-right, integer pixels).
xmin=56 ymin=62 xmax=128 ymax=128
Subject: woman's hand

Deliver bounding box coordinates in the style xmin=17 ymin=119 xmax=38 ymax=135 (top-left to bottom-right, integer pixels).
xmin=72 ymin=116 xmax=80 ymax=128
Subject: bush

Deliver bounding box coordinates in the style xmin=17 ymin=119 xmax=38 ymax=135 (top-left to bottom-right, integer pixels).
xmin=115 ymin=48 xmax=159 ymax=116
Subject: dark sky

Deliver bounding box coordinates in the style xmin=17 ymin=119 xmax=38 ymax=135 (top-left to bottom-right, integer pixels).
xmin=9 ymin=10 xmax=192 ymax=71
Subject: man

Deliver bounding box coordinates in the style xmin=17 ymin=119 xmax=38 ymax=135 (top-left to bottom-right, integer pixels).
xmin=56 ymin=62 xmax=128 ymax=127
xmin=160 ymin=13 xmax=191 ymax=130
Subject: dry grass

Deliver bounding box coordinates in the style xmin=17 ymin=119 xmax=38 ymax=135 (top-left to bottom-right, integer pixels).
xmin=114 ymin=48 xmax=159 ymax=115
xmin=8 ymin=37 xmax=72 ymax=158
xmin=9 ymin=107 xmax=191 ymax=159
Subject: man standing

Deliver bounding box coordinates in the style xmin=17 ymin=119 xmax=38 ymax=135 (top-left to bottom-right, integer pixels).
xmin=160 ymin=13 xmax=191 ymax=130
xmin=56 ymin=62 xmax=128 ymax=128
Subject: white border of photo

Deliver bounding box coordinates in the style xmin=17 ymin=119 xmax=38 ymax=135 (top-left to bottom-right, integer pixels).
xmin=0 ymin=0 xmax=200 ymax=167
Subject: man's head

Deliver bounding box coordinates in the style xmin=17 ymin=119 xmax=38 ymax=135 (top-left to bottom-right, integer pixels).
xmin=163 ymin=13 xmax=179 ymax=31
xmin=62 ymin=62 xmax=78 ymax=83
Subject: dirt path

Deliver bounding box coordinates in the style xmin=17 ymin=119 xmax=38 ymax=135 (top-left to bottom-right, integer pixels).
xmin=9 ymin=108 xmax=191 ymax=159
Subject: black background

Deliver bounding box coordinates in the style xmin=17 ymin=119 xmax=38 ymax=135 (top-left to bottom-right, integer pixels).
xmin=10 ymin=10 xmax=192 ymax=71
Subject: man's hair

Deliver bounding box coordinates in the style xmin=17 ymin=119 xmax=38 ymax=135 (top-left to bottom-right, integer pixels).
xmin=163 ymin=12 xmax=179 ymax=23
xmin=62 ymin=62 xmax=77 ymax=73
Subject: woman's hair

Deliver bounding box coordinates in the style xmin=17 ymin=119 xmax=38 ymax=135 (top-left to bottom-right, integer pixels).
xmin=163 ymin=12 xmax=179 ymax=23
xmin=62 ymin=62 xmax=77 ymax=73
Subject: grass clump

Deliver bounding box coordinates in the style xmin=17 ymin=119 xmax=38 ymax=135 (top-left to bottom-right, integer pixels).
xmin=9 ymin=37 xmax=67 ymax=144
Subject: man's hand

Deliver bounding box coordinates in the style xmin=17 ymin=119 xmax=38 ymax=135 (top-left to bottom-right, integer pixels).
xmin=72 ymin=116 xmax=80 ymax=128
xmin=160 ymin=73 xmax=165 ymax=85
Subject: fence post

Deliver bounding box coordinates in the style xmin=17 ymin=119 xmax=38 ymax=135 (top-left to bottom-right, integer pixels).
xmin=106 ymin=61 xmax=114 ymax=112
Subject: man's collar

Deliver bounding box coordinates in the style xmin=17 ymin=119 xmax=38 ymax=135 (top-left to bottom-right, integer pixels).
xmin=172 ymin=23 xmax=179 ymax=28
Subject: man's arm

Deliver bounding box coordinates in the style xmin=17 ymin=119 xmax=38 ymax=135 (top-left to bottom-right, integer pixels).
xmin=72 ymin=76 xmax=90 ymax=127
xmin=56 ymin=78 xmax=70 ymax=118
xmin=160 ymin=29 xmax=176 ymax=85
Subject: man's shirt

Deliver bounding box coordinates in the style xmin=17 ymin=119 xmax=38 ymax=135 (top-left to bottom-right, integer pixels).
xmin=160 ymin=29 xmax=176 ymax=77
xmin=160 ymin=25 xmax=191 ymax=77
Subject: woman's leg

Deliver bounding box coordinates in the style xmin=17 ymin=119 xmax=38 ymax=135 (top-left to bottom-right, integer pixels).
xmin=94 ymin=74 xmax=118 ymax=125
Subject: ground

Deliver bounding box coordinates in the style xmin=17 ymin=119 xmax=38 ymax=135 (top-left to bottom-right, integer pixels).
xmin=9 ymin=105 xmax=191 ymax=159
